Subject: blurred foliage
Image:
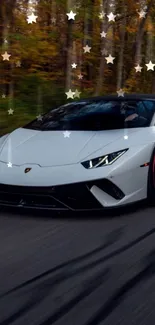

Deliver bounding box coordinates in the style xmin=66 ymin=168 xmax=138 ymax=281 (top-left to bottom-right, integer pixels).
xmin=0 ymin=0 xmax=155 ymax=135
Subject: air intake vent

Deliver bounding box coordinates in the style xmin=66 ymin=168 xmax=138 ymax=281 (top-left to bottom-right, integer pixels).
xmin=87 ymin=179 xmax=125 ymax=200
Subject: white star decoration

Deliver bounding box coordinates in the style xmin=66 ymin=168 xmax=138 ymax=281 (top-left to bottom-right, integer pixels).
xmin=135 ymin=64 xmax=143 ymax=72
xmin=145 ymin=61 xmax=155 ymax=71
xmin=16 ymin=61 xmax=21 ymax=67
xmin=51 ymin=17 xmax=56 ymax=24
xmin=36 ymin=114 xmax=43 ymax=121
xmin=105 ymin=54 xmax=115 ymax=64
xmin=65 ymin=89 xmax=75 ymax=99
xmin=7 ymin=162 xmax=12 ymax=168
xmin=27 ymin=12 xmax=38 ymax=24
xmin=101 ymin=49 xmax=108 ymax=55
xmin=107 ymin=12 xmax=116 ymax=22
xmin=117 ymin=89 xmax=125 ymax=97
xmin=78 ymin=74 xmax=83 ymax=79
xmin=138 ymin=10 xmax=147 ymax=18
xmin=99 ymin=11 xmax=106 ymax=19
xmin=3 ymin=6 xmax=152 ymax=123
xmin=71 ymin=63 xmax=77 ymax=68
xmin=66 ymin=11 xmax=76 ymax=20
xmin=74 ymin=89 xmax=81 ymax=98
xmin=83 ymin=44 xmax=91 ymax=53
xmin=1 ymin=51 xmax=11 ymax=61
xmin=100 ymin=31 xmax=107 ymax=38
xmin=8 ymin=108 xmax=14 ymax=115
xmin=63 ymin=131 xmax=71 ymax=138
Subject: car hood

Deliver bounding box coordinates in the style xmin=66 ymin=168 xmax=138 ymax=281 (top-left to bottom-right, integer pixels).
xmin=0 ymin=127 xmax=139 ymax=166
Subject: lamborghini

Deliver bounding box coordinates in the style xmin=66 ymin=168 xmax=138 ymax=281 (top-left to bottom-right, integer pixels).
xmin=0 ymin=94 xmax=155 ymax=211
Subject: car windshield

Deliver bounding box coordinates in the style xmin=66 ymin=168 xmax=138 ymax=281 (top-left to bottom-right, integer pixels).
xmin=23 ymin=99 xmax=155 ymax=131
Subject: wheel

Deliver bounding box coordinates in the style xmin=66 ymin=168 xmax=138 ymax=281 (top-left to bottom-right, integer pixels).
xmin=147 ymin=148 xmax=155 ymax=205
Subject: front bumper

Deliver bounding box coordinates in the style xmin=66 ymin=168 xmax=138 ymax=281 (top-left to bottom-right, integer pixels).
xmin=0 ymin=179 xmax=125 ymax=211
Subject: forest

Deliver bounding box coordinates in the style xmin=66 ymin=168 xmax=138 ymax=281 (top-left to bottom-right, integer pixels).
xmin=0 ymin=0 xmax=155 ymax=135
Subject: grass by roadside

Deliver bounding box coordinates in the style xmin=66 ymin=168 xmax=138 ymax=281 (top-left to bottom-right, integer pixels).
xmin=0 ymin=97 xmax=58 ymax=136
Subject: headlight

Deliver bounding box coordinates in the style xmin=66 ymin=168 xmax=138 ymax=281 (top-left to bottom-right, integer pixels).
xmin=81 ymin=149 xmax=128 ymax=169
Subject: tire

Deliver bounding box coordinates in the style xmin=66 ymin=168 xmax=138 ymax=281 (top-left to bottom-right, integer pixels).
xmin=147 ymin=148 xmax=155 ymax=205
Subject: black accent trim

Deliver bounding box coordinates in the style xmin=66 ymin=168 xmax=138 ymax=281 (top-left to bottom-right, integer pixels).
xmin=0 ymin=178 xmax=125 ymax=210
xmin=0 ymin=182 xmax=103 ymax=211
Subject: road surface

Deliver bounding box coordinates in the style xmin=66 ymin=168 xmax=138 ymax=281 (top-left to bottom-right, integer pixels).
xmin=0 ymin=202 xmax=155 ymax=325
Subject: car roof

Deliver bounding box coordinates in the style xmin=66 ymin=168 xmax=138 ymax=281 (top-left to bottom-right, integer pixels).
xmin=75 ymin=94 xmax=155 ymax=103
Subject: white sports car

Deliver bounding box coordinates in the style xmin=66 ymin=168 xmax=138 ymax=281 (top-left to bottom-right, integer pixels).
xmin=0 ymin=94 xmax=155 ymax=211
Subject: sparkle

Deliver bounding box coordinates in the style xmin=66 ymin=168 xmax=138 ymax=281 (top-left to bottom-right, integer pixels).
xmin=63 ymin=131 xmax=71 ymax=138
xmin=7 ymin=162 xmax=12 ymax=168
xmin=99 ymin=11 xmax=106 ymax=19
xmin=101 ymin=49 xmax=108 ymax=55
xmin=78 ymin=74 xmax=83 ymax=79
xmin=2 ymin=94 xmax=6 ymax=98
xmin=74 ymin=89 xmax=81 ymax=98
xmin=138 ymin=10 xmax=147 ymax=18
xmin=16 ymin=60 xmax=21 ymax=67
xmin=145 ymin=61 xmax=155 ymax=71
xmin=135 ymin=64 xmax=143 ymax=72
xmin=51 ymin=17 xmax=56 ymax=24
xmin=1 ymin=51 xmax=11 ymax=61
xmin=124 ymin=135 xmax=128 ymax=140
xmin=117 ymin=89 xmax=125 ymax=97
xmin=27 ymin=12 xmax=38 ymax=24
xmin=71 ymin=63 xmax=77 ymax=68
xmin=8 ymin=108 xmax=14 ymax=115
xmin=36 ymin=114 xmax=43 ymax=121
xmin=66 ymin=10 xmax=76 ymax=20
xmin=4 ymin=38 xmax=8 ymax=44
xmin=65 ymin=89 xmax=75 ymax=99
xmin=83 ymin=44 xmax=91 ymax=53
xmin=100 ymin=31 xmax=107 ymax=38
xmin=105 ymin=54 xmax=115 ymax=64
xmin=107 ymin=12 xmax=116 ymax=22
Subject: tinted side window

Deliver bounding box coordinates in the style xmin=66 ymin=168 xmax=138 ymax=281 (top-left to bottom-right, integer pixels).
xmin=136 ymin=101 xmax=147 ymax=117
xmin=143 ymin=100 xmax=155 ymax=111
xmin=123 ymin=100 xmax=153 ymax=120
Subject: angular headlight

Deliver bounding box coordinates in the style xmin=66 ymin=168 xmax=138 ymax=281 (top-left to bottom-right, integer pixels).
xmin=81 ymin=149 xmax=128 ymax=169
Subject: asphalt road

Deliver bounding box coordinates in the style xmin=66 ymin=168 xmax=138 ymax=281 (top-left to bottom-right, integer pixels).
xmin=1 ymin=202 xmax=155 ymax=325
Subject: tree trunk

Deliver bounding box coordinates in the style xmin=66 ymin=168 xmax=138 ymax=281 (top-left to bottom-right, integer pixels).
xmin=94 ymin=0 xmax=109 ymax=95
xmin=134 ymin=0 xmax=154 ymax=64
xmin=117 ymin=15 xmax=126 ymax=89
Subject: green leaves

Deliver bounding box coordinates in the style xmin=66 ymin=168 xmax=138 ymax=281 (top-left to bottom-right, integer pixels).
xmin=0 ymin=0 xmax=155 ymax=134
